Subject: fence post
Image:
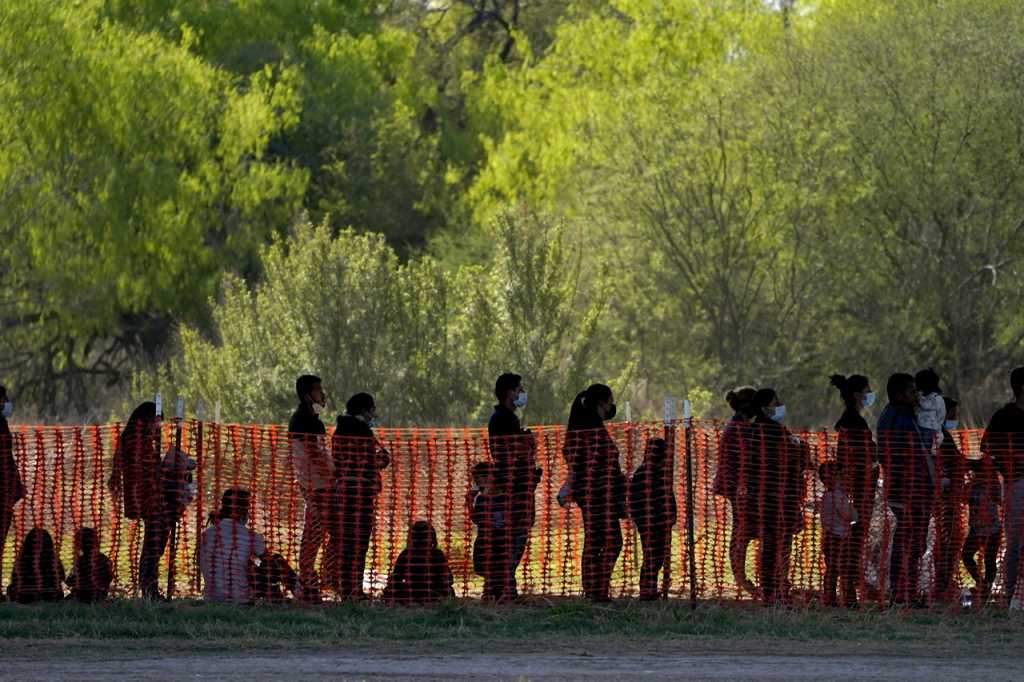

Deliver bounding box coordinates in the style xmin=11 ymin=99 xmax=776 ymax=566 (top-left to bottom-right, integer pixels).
xmin=683 ymin=399 xmax=698 ymax=609
xmin=662 ymin=396 xmax=677 ymax=600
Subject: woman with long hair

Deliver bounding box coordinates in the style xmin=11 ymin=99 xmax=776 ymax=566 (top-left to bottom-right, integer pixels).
xmin=563 ymin=384 xmax=625 ymax=601
xmin=713 ymin=386 xmax=758 ymax=596
xmin=8 ymin=527 xmax=65 ymax=603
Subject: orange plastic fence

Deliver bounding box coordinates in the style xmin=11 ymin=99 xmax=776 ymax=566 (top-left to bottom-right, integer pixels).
xmin=0 ymin=418 xmax=1019 ymax=607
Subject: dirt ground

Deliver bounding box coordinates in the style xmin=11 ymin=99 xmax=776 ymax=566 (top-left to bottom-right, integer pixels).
xmin=0 ymin=651 xmax=1018 ymax=681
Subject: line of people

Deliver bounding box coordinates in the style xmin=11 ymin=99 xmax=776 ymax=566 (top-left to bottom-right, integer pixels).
xmin=2 ymin=365 xmax=1023 ymax=607
xmin=714 ymin=367 xmax=1024 ymax=607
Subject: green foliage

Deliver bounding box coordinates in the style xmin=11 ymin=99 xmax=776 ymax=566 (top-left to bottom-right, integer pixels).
xmin=0 ymin=0 xmax=306 ymax=414
xmin=161 ymin=213 xmax=607 ymax=425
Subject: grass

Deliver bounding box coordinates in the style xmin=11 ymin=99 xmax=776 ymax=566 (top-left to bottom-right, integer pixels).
xmin=0 ymin=598 xmax=1023 ymax=661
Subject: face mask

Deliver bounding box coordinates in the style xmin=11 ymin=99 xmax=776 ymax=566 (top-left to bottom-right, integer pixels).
xmin=605 ymin=403 xmax=617 ymax=421
xmin=1 ymin=401 xmax=11 ymax=419
xmin=368 ymin=416 xmax=378 ymax=429
xmin=773 ymin=405 xmax=787 ymax=422
xmin=862 ymin=392 xmax=876 ymax=409
xmin=311 ymin=402 xmax=324 ymax=416
xmin=514 ymin=391 xmax=528 ymax=409
xmin=944 ymin=420 xmax=959 ymax=431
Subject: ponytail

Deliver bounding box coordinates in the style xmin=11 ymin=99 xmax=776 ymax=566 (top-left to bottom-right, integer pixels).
xmin=567 ymin=384 xmax=612 ymax=431
xmin=830 ymin=373 xmax=869 ymax=410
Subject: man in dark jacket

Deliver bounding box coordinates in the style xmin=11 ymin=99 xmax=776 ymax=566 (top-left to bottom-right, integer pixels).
xmin=333 ymin=392 xmax=390 ymax=599
xmin=487 ymin=373 xmax=541 ymax=599
xmin=877 ymin=373 xmax=933 ymax=606
xmin=983 ymin=366 xmax=1024 ymax=603
xmin=0 ymin=385 xmax=24 ymax=580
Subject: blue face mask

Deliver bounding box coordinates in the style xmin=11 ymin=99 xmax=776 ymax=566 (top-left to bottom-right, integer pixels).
xmin=773 ymin=405 xmax=787 ymax=422
xmin=944 ymin=420 xmax=959 ymax=431
xmin=514 ymin=391 xmax=528 ymax=409
xmin=862 ymin=392 xmax=876 ymax=409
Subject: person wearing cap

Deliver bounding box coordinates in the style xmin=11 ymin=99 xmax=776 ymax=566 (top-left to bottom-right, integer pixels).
xmin=0 ymin=384 xmax=25 ymax=584
xmin=333 ymin=392 xmax=390 ymax=600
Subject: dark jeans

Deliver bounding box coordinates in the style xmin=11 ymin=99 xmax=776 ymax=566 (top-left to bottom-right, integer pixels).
xmin=889 ymin=502 xmax=932 ymax=604
xmin=338 ymin=485 xmax=377 ymax=598
xmin=580 ymin=502 xmax=622 ymax=600
xmin=822 ymin=531 xmax=857 ymax=607
xmin=637 ymin=524 xmax=671 ymax=598
xmin=139 ymin=510 xmax=173 ymax=598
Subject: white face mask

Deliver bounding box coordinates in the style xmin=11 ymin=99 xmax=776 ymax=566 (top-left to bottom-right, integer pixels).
xmin=311 ymin=402 xmax=324 ymax=416
xmin=862 ymin=392 xmax=876 ymax=409
xmin=773 ymin=404 xmax=787 ymax=422
xmin=944 ymin=420 xmax=959 ymax=431
xmin=1 ymin=401 xmax=11 ymax=419
xmin=514 ymin=391 xmax=528 ymax=409
xmin=368 ymin=415 xmax=378 ymax=429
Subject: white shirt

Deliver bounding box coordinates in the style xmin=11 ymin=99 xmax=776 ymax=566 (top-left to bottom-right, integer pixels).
xmin=820 ymin=488 xmax=858 ymax=538
xmin=916 ymin=392 xmax=946 ymax=432
xmin=199 ymin=518 xmax=266 ymax=603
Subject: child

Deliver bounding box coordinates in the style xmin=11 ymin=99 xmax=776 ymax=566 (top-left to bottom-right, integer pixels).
xmin=915 ymin=368 xmax=946 ymax=447
xmin=200 ymin=488 xmax=297 ymax=603
xmin=468 ymin=462 xmax=515 ymax=600
xmin=66 ymin=528 xmax=113 ymax=602
xmin=627 ymin=438 xmax=677 ymax=600
xmin=818 ymin=462 xmax=858 ymax=607
xmin=384 ymin=521 xmax=455 ymax=604
xmin=962 ymin=456 xmax=1002 ymax=602
xmin=8 ymin=528 xmax=65 ymax=603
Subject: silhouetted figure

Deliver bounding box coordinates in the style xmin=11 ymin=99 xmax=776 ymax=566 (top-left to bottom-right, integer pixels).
xmin=744 ymin=388 xmax=813 ymax=606
xmin=563 ymin=384 xmax=625 ymax=602
xmin=962 ymin=455 xmax=1001 ymax=603
xmin=628 ymin=438 xmax=677 ymax=600
xmin=933 ymin=397 xmax=968 ymax=603
xmin=829 ymin=374 xmax=878 ymax=603
xmin=333 ymin=392 xmax=390 ymax=600
xmin=469 ymin=462 xmax=515 ymax=600
xmin=486 ymin=373 xmax=541 ymax=599
xmin=384 ymin=521 xmax=454 ymax=604
xmin=817 ymin=462 xmax=858 ymax=607
xmin=712 ymin=386 xmax=757 ymax=596
xmin=8 ymin=528 xmax=64 ymax=603
xmin=288 ymin=374 xmax=337 ymax=601
xmin=877 ymin=372 xmax=934 ymax=606
xmin=66 ymin=528 xmax=113 ymax=603
xmin=982 ymin=366 xmax=1024 ymax=604
xmin=0 ymin=384 xmax=25 ymax=588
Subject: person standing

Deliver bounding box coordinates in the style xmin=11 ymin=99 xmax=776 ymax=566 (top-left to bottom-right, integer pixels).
xmin=982 ymin=366 xmax=1024 ymax=605
xmin=486 ymin=373 xmax=541 ymax=599
xmin=563 ymin=383 xmax=625 ymax=602
xmin=829 ymin=374 xmax=878 ymax=602
xmin=744 ymin=388 xmax=813 ymax=606
xmin=932 ymin=397 xmax=968 ymax=602
xmin=628 ymin=437 xmax=677 ymax=600
xmin=109 ymin=401 xmax=169 ymax=599
xmin=712 ymin=386 xmax=757 ymax=596
xmin=333 ymin=392 xmax=390 ymax=600
xmin=877 ymin=372 xmax=934 ymax=606
xmin=288 ymin=374 xmax=337 ymax=601
xmin=0 ymin=385 xmax=25 ymax=586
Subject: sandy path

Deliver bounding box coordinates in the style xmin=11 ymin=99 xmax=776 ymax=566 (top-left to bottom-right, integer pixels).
xmin=1 ymin=652 xmax=1017 ymax=681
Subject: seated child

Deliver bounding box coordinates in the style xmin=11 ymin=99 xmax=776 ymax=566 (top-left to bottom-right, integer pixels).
xmin=200 ymin=488 xmax=297 ymax=603
xmin=818 ymin=462 xmax=858 ymax=607
xmin=962 ymin=456 xmax=1002 ymax=602
xmin=627 ymin=438 xmax=677 ymax=600
xmin=915 ymin=368 xmax=945 ymax=448
xmin=8 ymin=527 xmax=65 ymax=604
xmin=66 ymin=527 xmax=113 ymax=602
xmin=384 ymin=521 xmax=455 ymax=604
xmin=468 ymin=462 xmax=516 ymax=600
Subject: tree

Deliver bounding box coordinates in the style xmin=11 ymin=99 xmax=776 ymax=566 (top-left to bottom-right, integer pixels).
xmin=0 ymin=1 xmax=306 ymax=415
